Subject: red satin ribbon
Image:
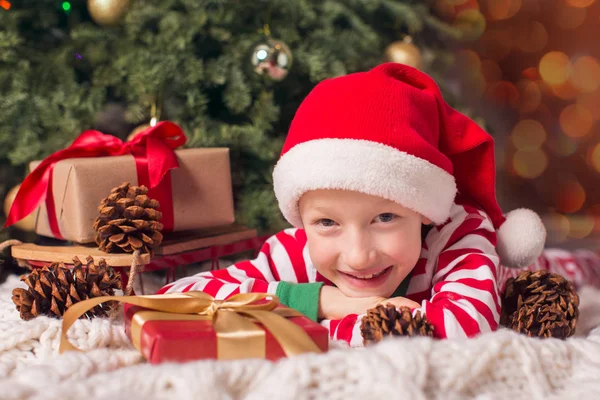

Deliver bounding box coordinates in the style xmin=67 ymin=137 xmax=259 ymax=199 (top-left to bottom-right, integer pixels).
xmin=4 ymin=121 xmax=186 ymax=239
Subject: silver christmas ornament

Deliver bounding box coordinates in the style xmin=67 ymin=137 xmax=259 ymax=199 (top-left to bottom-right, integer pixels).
xmin=251 ymin=38 xmax=292 ymax=81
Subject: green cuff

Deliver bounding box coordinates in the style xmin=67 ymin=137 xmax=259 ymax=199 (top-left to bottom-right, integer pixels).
xmin=275 ymin=281 xmax=324 ymax=322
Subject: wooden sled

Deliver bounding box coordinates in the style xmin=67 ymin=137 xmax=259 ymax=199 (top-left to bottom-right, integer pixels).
xmin=10 ymin=224 xmax=269 ymax=294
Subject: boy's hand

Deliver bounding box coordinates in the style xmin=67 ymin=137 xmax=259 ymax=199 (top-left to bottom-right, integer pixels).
xmin=318 ymin=286 xmax=420 ymax=320
xmin=318 ymin=286 xmax=383 ymax=319
xmin=377 ymin=296 xmax=421 ymax=310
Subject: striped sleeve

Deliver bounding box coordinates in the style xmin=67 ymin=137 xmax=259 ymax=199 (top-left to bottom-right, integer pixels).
xmin=156 ymin=228 xmax=315 ymax=300
xmin=321 ymin=314 xmax=365 ymax=347
xmin=413 ymin=200 xmax=501 ymax=339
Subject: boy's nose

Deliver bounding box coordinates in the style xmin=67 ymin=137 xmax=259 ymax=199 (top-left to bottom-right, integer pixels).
xmin=342 ymin=232 xmax=377 ymax=271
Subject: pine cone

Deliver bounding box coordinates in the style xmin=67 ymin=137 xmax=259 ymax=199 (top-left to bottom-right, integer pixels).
xmin=360 ymin=304 xmax=434 ymax=345
xmin=501 ymin=269 xmax=579 ymax=338
xmin=11 ymin=256 xmax=121 ymax=320
xmin=93 ymin=182 xmax=164 ymax=255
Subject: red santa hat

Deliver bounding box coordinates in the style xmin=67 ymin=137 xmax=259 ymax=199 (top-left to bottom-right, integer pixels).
xmin=272 ymin=63 xmax=546 ymax=268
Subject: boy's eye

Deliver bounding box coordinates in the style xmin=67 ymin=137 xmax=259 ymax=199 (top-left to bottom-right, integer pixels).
xmin=316 ymin=218 xmax=337 ymax=227
xmin=375 ymin=213 xmax=397 ymax=223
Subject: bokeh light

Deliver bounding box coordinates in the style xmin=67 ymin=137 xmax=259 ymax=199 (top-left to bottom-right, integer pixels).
xmin=570 ymin=56 xmax=600 ymax=92
xmin=539 ymin=51 xmax=571 ymax=85
xmin=486 ymin=81 xmax=519 ymax=108
xmin=454 ymin=9 xmax=487 ymax=41
xmin=537 ymin=79 xmax=556 ymax=97
xmin=465 ymin=72 xmax=486 ymax=98
xmin=530 ymin=103 xmax=553 ymax=127
xmin=477 ymin=27 xmax=514 ymax=61
xmin=564 ymin=0 xmax=596 ymax=8
xmin=587 ymin=204 xmax=600 ymax=233
xmin=440 ymin=0 xmax=471 ymax=6
xmin=555 ymin=179 xmax=586 ymax=213
xmin=456 ymin=49 xmax=481 ymax=72
xmin=521 ymin=67 xmax=539 ymax=80
xmin=547 ymin=134 xmax=578 ymax=156
xmin=481 ymin=60 xmax=502 ymax=83
xmin=487 ymin=0 xmax=522 ymax=20
xmin=0 ymin=1 xmax=10 ymax=10
xmin=517 ymin=80 xmax=542 ymax=113
xmin=554 ymin=2 xmax=587 ymax=29
xmin=577 ymin=91 xmax=600 ymax=120
xmin=434 ymin=0 xmax=472 ymax=21
xmin=588 ymin=142 xmax=600 ymax=172
xmin=552 ymin=80 xmax=580 ymax=100
xmin=567 ymin=215 xmax=595 ymax=238
xmin=559 ymin=104 xmax=594 ymax=138
xmin=439 ymin=0 xmax=600 ymax=240
xmin=512 ymin=149 xmax=548 ymax=178
xmin=511 ymin=119 xmax=547 ymax=150
xmin=515 ymin=21 xmax=548 ymax=53
xmin=456 ymin=49 xmax=486 ymax=98
xmin=543 ymin=212 xmax=570 ymax=242
xmin=62 ymin=1 xmax=71 ymax=12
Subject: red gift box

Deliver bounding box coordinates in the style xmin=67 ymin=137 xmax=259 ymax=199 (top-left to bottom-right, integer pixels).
xmin=123 ymin=303 xmax=329 ymax=364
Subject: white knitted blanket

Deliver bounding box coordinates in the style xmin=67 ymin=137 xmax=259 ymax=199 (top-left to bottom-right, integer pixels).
xmin=2 ymin=274 xmax=600 ymax=400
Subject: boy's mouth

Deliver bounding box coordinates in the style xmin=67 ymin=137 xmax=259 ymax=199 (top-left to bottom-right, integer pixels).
xmin=338 ymin=266 xmax=393 ymax=289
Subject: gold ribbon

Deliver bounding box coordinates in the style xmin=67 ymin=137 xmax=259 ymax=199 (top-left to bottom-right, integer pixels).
xmin=59 ymin=292 xmax=322 ymax=360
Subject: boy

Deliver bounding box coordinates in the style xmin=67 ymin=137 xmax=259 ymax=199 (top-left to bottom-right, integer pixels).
xmin=158 ymin=63 xmax=546 ymax=345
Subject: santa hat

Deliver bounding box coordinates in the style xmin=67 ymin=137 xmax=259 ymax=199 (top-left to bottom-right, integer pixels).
xmin=272 ymin=63 xmax=546 ymax=268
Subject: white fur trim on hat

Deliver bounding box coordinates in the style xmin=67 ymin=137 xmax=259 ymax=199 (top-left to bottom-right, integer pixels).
xmin=496 ymin=208 xmax=546 ymax=268
xmin=272 ymin=138 xmax=457 ymax=227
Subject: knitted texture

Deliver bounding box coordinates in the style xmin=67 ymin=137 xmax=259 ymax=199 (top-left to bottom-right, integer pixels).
xmin=2 ymin=275 xmax=600 ymax=399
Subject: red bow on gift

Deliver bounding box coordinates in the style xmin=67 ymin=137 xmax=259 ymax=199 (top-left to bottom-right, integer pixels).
xmin=4 ymin=121 xmax=186 ymax=239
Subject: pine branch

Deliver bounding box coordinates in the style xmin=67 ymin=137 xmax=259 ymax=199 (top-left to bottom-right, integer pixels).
xmin=1 ymin=0 xmax=463 ymax=235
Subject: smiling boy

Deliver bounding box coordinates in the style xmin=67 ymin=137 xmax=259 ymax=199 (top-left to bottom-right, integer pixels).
xmin=158 ymin=63 xmax=546 ymax=345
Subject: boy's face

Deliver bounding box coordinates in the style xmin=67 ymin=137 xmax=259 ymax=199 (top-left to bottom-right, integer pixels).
xmin=299 ymin=189 xmax=430 ymax=298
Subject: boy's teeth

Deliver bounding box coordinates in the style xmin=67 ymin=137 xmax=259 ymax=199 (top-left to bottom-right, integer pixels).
xmin=352 ymin=267 xmax=388 ymax=280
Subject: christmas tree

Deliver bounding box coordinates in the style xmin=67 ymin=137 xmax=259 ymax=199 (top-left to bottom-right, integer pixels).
xmin=0 ymin=0 xmax=475 ymax=241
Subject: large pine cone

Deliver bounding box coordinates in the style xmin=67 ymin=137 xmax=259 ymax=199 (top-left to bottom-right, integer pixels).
xmin=360 ymin=304 xmax=434 ymax=345
xmin=501 ymin=269 xmax=579 ymax=338
xmin=11 ymin=257 xmax=121 ymax=320
xmin=93 ymin=182 xmax=164 ymax=255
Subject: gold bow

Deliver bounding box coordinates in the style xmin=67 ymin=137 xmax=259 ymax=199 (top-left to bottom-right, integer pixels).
xmin=59 ymin=292 xmax=322 ymax=360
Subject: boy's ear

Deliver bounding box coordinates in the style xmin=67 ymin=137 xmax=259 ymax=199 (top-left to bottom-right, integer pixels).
xmin=421 ymin=215 xmax=432 ymax=225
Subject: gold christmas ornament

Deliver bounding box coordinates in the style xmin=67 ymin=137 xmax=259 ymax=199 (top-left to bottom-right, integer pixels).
xmin=88 ymin=0 xmax=131 ymax=26
xmin=384 ymin=37 xmax=423 ymax=70
xmin=3 ymin=184 xmax=35 ymax=232
xmin=251 ymin=38 xmax=293 ymax=81
xmin=128 ymin=101 xmax=164 ymax=143
xmin=127 ymin=124 xmax=150 ymax=142
xmin=127 ymin=116 xmax=157 ymax=142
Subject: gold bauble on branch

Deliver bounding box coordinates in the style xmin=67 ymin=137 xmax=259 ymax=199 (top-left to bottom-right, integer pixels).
xmin=125 ymin=118 xmax=185 ymax=147
xmin=127 ymin=123 xmax=151 ymax=142
xmin=3 ymin=184 xmax=36 ymax=232
xmin=384 ymin=37 xmax=423 ymax=70
xmin=88 ymin=0 xmax=132 ymax=26
xmin=127 ymin=114 xmax=159 ymax=142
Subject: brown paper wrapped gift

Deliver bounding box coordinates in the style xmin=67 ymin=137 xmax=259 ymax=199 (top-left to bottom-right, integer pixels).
xmin=30 ymin=148 xmax=234 ymax=243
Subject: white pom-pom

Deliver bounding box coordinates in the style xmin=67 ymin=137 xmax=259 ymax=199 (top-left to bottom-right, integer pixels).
xmin=496 ymin=208 xmax=546 ymax=268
